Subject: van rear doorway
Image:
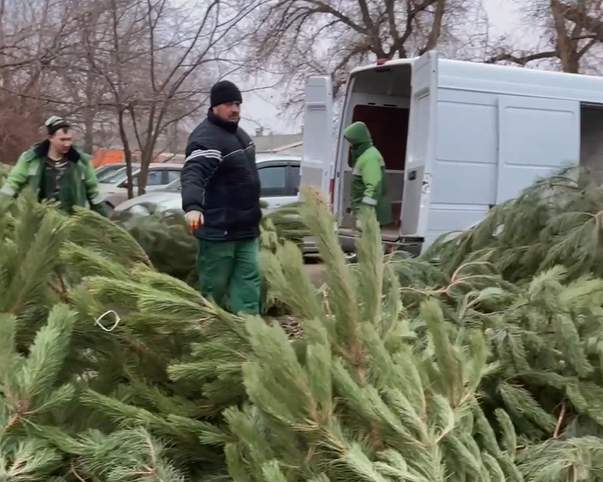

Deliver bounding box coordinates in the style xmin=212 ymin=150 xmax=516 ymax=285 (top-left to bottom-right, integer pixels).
xmin=336 ymin=62 xmax=412 ymax=246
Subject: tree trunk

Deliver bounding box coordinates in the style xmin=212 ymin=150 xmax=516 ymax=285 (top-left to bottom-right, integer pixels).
xmin=82 ymin=14 xmax=96 ymax=154
xmin=421 ymin=0 xmax=446 ymax=54
xmin=138 ymin=145 xmax=153 ymax=197
xmin=551 ymin=0 xmax=581 ymax=73
xmin=168 ymin=119 xmax=179 ymax=154
xmin=83 ymin=102 xmax=95 ymax=154
xmin=553 ymin=0 xmax=603 ymax=42
xmin=117 ymin=109 xmax=134 ymax=200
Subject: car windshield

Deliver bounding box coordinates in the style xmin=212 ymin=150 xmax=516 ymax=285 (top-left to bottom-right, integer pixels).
xmin=97 ymin=165 xmax=125 ymax=182
xmin=100 ymin=167 xmax=128 ymax=184
xmin=163 ymin=179 xmax=181 ymax=191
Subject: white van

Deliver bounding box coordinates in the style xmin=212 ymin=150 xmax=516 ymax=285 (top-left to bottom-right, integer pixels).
xmin=301 ymin=51 xmax=603 ymax=253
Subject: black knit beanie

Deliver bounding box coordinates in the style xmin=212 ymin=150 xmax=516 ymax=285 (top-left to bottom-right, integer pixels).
xmin=210 ymin=80 xmax=242 ymax=108
xmin=45 ymin=115 xmax=71 ymax=136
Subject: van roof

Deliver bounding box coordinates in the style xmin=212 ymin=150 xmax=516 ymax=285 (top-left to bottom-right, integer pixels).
xmin=350 ymin=54 xmax=603 ymax=105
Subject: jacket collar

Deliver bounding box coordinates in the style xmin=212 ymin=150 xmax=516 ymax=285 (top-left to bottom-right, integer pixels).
xmin=350 ymin=142 xmax=372 ymax=167
xmin=207 ymin=109 xmax=239 ymax=134
xmin=34 ymin=139 xmax=81 ymax=162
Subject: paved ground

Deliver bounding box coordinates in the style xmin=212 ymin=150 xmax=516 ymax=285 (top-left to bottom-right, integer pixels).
xmin=303 ymin=262 xmax=325 ymax=287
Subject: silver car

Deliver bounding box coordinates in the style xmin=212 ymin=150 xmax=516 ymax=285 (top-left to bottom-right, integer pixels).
xmin=95 ymin=163 xmax=128 ymax=182
xmin=99 ymin=163 xmax=183 ymax=208
xmin=114 ymin=155 xmax=301 ymax=215
xmin=114 ymin=155 xmax=319 ymax=255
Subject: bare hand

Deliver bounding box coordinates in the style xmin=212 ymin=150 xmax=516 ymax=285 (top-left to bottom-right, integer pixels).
xmin=185 ymin=210 xmax=204 ymax=233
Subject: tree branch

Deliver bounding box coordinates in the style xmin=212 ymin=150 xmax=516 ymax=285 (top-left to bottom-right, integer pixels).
xmin=306 ymin=0 xmax=367 ymax=34
xmin=486 ymin=50 xmax=558 ymax=66
xmin=553 ymin=0 xmax=603 ymax=41
xmin=420 ymin=0 xmax=446 ymax=55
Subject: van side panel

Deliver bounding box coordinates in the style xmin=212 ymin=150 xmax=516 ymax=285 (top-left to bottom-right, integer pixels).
xmin=496 ymin=97 xmax=580 ymax=203
xmin=425 ymin=89 xmax=498 ymax=244
xmin=424 ymin=91 xmax=580 ymax=247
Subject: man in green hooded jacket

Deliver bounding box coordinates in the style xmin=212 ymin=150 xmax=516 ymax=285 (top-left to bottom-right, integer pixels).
xmin=0 ymin=116 xmax=107 ymax=215
xmin=343 ymin=121 xmax=392 ymax=227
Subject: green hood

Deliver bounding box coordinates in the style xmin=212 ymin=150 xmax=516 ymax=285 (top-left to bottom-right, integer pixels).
xmin=344 ymin=121 xmax=372 ymax=145
xmin=344 ymin=122 xmax=373 ymax=166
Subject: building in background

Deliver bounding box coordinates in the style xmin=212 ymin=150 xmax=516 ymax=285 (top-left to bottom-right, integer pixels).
xmin=92 ymin=131 xmax=303 ymax=167
xmin=253 ymin=132 xmax=303 ymax=157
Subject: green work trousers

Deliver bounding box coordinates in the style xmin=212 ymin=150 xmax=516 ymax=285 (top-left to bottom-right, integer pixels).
xmin=197 ymin=238 xmax=261 ymax=315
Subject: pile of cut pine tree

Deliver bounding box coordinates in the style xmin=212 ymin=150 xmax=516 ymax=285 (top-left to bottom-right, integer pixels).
xmin=1 ymin=171 xmax=603 ymax=481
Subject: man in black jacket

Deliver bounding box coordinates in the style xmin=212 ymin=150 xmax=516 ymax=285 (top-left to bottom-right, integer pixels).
xmin=181 ymin=80 xmax=262 ymax=314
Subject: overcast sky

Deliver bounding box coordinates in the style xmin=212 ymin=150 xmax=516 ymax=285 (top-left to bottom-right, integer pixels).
xmin=239 ymin=0 xmax=523 ymax=136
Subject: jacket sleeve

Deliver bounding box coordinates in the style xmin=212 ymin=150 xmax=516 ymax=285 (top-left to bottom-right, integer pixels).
xmin=81 ymin=154 xmax=108 ymax=216
xmin=360 ymin=154 xmax=383 ymax=206
xmin=0 ymin=151 xmax=30 ymax=197
xmin=181 ymin=140 xmax=222 ymax=213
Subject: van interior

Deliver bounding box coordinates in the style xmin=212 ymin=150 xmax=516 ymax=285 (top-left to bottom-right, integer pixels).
xmin=580 ymin=104 xmax=603 ymax=184
xmin=337 ymin=63 xmax=411 ymax=239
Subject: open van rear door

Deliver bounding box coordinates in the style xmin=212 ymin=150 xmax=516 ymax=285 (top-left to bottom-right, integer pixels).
xmin=300 ymin=76 xmax=334 ymax=196
xmin=400 ymin=50 xmax=439 ymax=237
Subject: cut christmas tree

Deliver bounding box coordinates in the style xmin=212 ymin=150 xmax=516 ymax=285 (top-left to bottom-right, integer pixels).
xmin=1 ymin=170 xmax=603 ymax=481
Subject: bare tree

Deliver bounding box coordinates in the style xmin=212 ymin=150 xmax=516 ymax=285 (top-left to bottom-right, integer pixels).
xmin=72 ymin=0 xmax=261 ymax=198
xmin=554 ymin=0 xmax=603 ymax=42
xmin=0 ymin=0 xmax=262 ymax=194
xmin=0 ymin=0 xmax=81 ymax=161
xmin=241 ymin=0 xmax=488 ymax=106
xmin=487 ymin=0 xmax=603 ymax=74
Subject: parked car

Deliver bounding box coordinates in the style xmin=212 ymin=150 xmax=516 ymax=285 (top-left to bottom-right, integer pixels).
xmin=114 ymin=155 xmax=301 ymax=214
xmin=114 ymin=155 xmax=320 ymax=256
xmin=95 ymin=163 xmax=128 ymax=182
xmin=99 ymin=163 xmax=182 ymax=208
xmin=97 ymin=163 xmax=140 ymax=190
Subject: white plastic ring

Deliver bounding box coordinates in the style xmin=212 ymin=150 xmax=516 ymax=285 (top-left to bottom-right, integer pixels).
xmin=95 ymin=310 xmax=121 ymax=332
